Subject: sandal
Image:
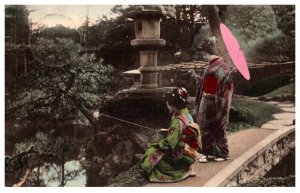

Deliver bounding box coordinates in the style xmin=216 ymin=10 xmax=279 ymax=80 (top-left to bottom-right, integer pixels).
xmin=214 ymin=156 xmax=231 ymax=162
xmin=213 ymin=157 xmax=225 ymax=162
xmin=188 ymin=168 xmax=197 ymax=177
xmin=198 ymin=156 xmax=208 ymax=163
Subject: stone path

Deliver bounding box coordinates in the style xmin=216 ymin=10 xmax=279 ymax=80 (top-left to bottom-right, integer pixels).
xmin=261 ymin=102 xmax=295 ymax=131
xmin=145 ymin=100 xmax=295 ymax=187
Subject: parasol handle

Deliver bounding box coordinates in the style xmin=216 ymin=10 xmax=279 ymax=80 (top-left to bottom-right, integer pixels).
xmin=221 ymin=53 xmax=236 ymax=72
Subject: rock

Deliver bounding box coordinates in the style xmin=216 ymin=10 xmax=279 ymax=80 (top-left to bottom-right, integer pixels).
xmin=97 ymin=139 xmax=136 ymax=184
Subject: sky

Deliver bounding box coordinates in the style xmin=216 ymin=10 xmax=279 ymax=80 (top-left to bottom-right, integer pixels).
xmin=28 ymin=5 xmax=116 ymax=28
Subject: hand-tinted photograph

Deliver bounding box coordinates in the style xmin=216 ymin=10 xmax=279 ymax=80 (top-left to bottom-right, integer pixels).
xmin=4 ymin=4 xmax=295 ymax=187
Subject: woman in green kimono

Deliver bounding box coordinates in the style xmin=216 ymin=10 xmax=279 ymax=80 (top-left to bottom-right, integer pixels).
xmin=141 ymin=87 xmax=198 ymax=183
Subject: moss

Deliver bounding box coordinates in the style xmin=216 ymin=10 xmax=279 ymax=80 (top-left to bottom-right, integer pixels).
xmin=239 ymin=175 xmax=295 ymax=187
xmin=106 ymin=163 xmax=147 ymax=187
xmin=229 ymin=98 xmax=281 ymax=132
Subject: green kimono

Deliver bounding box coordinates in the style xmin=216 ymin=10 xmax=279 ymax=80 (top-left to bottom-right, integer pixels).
xmin=141 ymin=108 xmax=195 ymax=182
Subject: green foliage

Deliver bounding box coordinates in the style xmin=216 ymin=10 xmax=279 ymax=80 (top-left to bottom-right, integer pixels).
xmin=272 ymin=5 xmax=295 ymax=37
xmin=229 ymin=98 xmax=281 ymax=132
xmin=247 ymin=32 xmax=295 ymax=62
xmin=240 ymin=175 xmax=295 ymax=187
xmin=242 ymin=75 xmax=292 ymax=97
xmin=79 ymin=11 xmax=134 ymax=69
xmin=6 ymin=130 xmax=75 ymax=178
xmin=6 ymin=38 xmax=113 ymax=125
xmin=14 ymin=130 xmax=74 ymax=161
xmin=92 ymin=5 xmax=295 ymax=65
xmin=226 ymin=5 xmax=294 ymax=62
xmin=226 ymin=5 xmax=278 ymax=40
xmin=33 ymin=25 xmax=80 ymax=43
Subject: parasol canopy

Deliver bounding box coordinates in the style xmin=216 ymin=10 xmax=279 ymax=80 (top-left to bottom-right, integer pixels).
xmin=220 ymin=23 xmax=250 ymax=80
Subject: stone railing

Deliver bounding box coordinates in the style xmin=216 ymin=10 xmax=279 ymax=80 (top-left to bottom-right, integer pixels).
xmin=203 ymin=126 xmax=295 ymax=187
xmin=156 ymin=61 xmax=295 ymax=96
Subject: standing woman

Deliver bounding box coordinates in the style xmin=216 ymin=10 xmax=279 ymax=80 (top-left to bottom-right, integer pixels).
xmin=190 ymin=36 xmax=233 ymax=162
xmin=141 ymin=87 xmax=199 ymax=182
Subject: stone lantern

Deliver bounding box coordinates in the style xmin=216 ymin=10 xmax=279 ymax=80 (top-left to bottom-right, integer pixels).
xmin=127 ymin=7 xmax=166 ymax=89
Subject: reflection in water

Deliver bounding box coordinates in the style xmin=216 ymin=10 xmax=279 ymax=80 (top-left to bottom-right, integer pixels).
xmin=266 ymin=149 xmax=295 ymax=177
xmin=85 ymin=166 xmax=106 ymax=187
xmin=28 ymin=160 xmax=86 ymax=187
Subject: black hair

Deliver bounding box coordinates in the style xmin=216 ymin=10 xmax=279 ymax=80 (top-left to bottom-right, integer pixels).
xmin=165 ymin=87 xmax=188 ymax=110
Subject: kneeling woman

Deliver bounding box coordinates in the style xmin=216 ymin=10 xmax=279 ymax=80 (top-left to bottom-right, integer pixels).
xmin=141 ymin=87 xmax=199 ymax=183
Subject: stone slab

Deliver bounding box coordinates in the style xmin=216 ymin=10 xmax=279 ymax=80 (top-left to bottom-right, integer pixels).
xmin=281 ymin=107 xmax=295 ymax=113
xmin=261 ymin=123 xmax=284 ymax=130
xmin=261 ymin=123 xmax=294 ymax=130
xmin=272 ymin=113 xmax=295 ymax=120
xmin=267 ymin=119 xmax=294 ymax=126
xmin=266 ymin=101 xmax=280 ymax=105
xmin=277 ymin=103 xmax=294 ymax=108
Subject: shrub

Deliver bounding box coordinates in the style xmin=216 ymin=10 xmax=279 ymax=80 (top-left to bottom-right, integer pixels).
xmin=248 ymin=32 xmax=295 ymax=62
xmin=242 ymin=74 xmax=292 ymax=96
xmin=229 ymin=98 xmax=281 ymax=132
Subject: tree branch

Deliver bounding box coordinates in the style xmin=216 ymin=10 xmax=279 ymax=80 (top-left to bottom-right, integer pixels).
xmin=68 ymin=95 xmax=99 ymax=131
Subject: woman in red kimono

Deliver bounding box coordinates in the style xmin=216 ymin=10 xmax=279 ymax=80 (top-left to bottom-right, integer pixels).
xmin=190 ymin=37 xmax=233 ymax=162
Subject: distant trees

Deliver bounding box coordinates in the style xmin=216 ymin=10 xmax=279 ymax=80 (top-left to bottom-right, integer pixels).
xmin=82 ymin=5 xmax=211 ymax=67
xmin=272 ymin=5 xmax=295 ymax=37
xmin=5 ymin=5 xmax=30 ymax=44
xmin=32 ymin=24 xmax=80 ymax=43
xmin=85 ymin=14 xmax=135 ymax=69
xmin=226 ymin=5 xmax=278 ymax=41
xmin=225 ymin=5 xmax=295 ymax=62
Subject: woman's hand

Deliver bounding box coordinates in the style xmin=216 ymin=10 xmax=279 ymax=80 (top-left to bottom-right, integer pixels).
xmin=158 ymin=128 xmax=169 ymax=133
xmin=187 ymin=69 xmax=198 ymax=79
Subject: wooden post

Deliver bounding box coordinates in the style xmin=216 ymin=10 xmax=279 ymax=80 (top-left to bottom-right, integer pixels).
xmin=36 ymin=166 xmax=40 ymax=186
xmin=61 ymin=160 xmax=65 ymax=187
xmin=74 ymin=125 xmax=77 ymax=144
xmin=24 ymin=53 xmax=27 ymax=76
xmin=15 ymin=55 xmax=18 ymax=77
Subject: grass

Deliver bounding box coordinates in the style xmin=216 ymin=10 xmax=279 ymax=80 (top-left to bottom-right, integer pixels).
xmin=242 ymin=75 xmax=292 ymax=97
xmin=264 ymin=82 xmax=295 ymax=97
xmin=229 ymin=97 xmax=282 ymax=132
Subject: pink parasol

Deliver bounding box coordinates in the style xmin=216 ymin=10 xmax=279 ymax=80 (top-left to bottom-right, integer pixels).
xmin=220 ymin=23 xmax=250 ymax=80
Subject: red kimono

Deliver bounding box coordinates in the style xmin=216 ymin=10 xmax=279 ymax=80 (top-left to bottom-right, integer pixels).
xmin=195 ymin=57 xmax=233 ymax=158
